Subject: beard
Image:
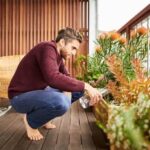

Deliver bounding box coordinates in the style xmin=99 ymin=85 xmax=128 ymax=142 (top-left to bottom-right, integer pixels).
xmin=60 ymin=48 xmax=70 ymax=60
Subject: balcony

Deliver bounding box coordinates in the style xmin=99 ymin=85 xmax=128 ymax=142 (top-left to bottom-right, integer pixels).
xmin=0 ymin=1 xmax=149 ymax=150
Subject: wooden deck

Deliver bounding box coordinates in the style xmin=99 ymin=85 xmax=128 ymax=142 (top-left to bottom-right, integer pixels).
xmin=0 ymin=101 xmax=109 ymax=150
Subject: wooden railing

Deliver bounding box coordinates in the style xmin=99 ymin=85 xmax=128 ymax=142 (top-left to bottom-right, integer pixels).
xmin=0 ymin=0 xmax=89 ymax=76
xmin=118 ymin=4 xmax=150 ymax=75
xmin=118 ymin=4 xmax=150 ymax=38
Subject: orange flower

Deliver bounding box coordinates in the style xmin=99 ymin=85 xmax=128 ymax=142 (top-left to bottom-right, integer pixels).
xmin=130 ymin=30 xmax=137 ymax=38
xmin=121 ymin=47 xmax=126 ymax=52
xmin=119 ymin=37 xmax=127 ymax=44
xmin=137 ymin=27 xmax=148 ymax=35
xmin=104 ymin=32 xmax=111 ymax=38
xmin=99 ymin=33 xmax=106 ymax=39
xmin=95 ymin=45 xmax=102 ymax=53
xmin=110 ymin=32 xmax=121 ymax=41
xmin=130 ymin=46 xmax=135 ymax=52
xmin=97 ymin=32 xmax=110 ymax=40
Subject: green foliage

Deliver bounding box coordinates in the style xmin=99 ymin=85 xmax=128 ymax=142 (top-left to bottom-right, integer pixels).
xmin=94 ymin=27 xmax=150 ymax=149
xmin=106 ymin=93 xmax=150 ymax=150
xmin=74 ymin=28 xmax=148 ymax=89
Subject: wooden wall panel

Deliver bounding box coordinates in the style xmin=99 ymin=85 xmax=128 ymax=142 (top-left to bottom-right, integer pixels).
xmin=0 ymin=0 xmax=89 ymax=76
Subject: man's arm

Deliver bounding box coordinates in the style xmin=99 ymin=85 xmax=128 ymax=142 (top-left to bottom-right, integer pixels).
xmin=36 ymin=45 xmax=84 ymax=92
xmin=37 ymin=45 xmax=102 ymax=106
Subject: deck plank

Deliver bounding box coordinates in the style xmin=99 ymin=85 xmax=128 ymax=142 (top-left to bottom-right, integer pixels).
xmin=1 ymin=121 xmax=25 ymax=150
xmin=0 ymin=114 xmax=22 ymax=148
xmin=68 ymin=102 xmax=82 ymax=150
xmin=0 ymin=109 xmax=20 ymax=135
xmin=12 ymin=133 xmax=32 ymax=150
xmin=78 ymin=103 xmax=96 ymax=150
xmin=0 ymin=101 xmax=109 ymax=150
xmin=0 ymin=115 xmax=24 ymax=150
xmin=42 ymin=117 xmax=62 ymax=150
xmin=55 ymin=108 xmax=71 ymax=150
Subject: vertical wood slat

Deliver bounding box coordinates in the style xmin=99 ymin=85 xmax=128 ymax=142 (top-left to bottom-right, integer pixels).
xmin=9 ymin=0 xmax=12 ymax=55
xmin=12 ymin=0 xmax=15 ymax=55
xmin=15 ymin=0 xmax=18 ymax=54
xmin=68 ymin=0 xmax=72 ymax=76
xmin=45 ymin=0 xmax=48 ymax=40
xmin=1 ymin=0 xmax=4 ymax=56
xmin=2 ymin=0 xmax=5 ymax=56
xmin=40 ymin=0 xmax=44 ymax=40
xmin=5 ymin=0 xmax=8 ymax=56
xmin=33 ymin=0 xmax=36 ymax=46
xmin=26 ymin=0 xmax=29 ymax=53
xmin=0 ymin=0 xmax=89 ymax=76
xmin=19 ymin=0 xmax=23 ymax=55
xmin=29 ymin=0 xmax=31 ymax=53
xmin=0 ymin=0 xmax=1 ymax=56
xmin=22 ymin=0 xmax=25 ymax=55
xmin=0 ymin=1 xmax=1 ymax=56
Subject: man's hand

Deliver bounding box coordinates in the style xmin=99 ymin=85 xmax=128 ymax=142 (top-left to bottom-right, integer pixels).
xmin=84 ymin=83 xmax=103 ymax=106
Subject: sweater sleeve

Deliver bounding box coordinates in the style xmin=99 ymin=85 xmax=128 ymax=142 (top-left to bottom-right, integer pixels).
xmin=36 ymin=45 xmax=85 ymax=92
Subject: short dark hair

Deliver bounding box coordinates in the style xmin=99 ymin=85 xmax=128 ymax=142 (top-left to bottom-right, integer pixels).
xmin=55 ymin=27 xmax=82 ymax=43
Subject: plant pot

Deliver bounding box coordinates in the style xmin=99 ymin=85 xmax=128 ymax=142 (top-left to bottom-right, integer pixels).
xmin=93 ymin=99 xmax=109 ymax=127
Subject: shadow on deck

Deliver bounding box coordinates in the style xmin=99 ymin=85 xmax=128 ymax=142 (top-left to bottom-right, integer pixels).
xmin=0 ymin=101 xmax=109 ymax=150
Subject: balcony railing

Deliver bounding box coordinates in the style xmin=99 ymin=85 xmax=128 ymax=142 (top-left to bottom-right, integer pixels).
xmin=118 ymin=4 xmax=150 ymax=75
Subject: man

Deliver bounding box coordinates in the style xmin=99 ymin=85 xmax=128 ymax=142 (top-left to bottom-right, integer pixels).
xmin=8 ymin=27 xmax=102 ymax=141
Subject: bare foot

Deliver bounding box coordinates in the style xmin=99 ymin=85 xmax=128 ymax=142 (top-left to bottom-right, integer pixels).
xmin=23 ymin=115 xmax=43 ymax=141
xmin=43 ymin=121 xmax=56 ymax=129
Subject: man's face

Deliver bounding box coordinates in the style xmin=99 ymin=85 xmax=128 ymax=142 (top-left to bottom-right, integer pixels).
xmin=60 ymin=39 xmax=80 ymax=60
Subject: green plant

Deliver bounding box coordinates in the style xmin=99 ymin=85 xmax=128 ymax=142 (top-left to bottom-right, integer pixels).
xmin=94 ymin=27 xmax=150 ymax=149
xmin=73 ymin=54 xmax=87 ymax=80
xmin=106 ymin=93 xmax=150 ymax=150
xmin=95 ymin=27 xmax=148 ymax=82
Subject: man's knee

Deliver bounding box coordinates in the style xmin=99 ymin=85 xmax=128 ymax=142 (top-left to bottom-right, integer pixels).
xmin=55 ymin=94 xmax=71 ymax=115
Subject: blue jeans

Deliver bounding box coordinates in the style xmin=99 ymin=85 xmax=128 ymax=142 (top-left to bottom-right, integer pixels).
xmin=10 ymin=86 xmax=83 ymax=129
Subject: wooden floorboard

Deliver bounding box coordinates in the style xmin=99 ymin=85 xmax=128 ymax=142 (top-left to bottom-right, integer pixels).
xmin=55 ymin=108 xmax=71 ymax=150
xmin=1 ymin=118 xmax=25 ymax=150
xmin=42 ymin=117 xmax=62 ymax=150
xmin=0 ymin=101 xmax=110 ymax=150
xmin=0 ymin=115 xmax=23 ymax=149
xmin=78 ymin=103 xmax=97 ymax=150
xmin=68 ymin=102 xmax=82 ymax=150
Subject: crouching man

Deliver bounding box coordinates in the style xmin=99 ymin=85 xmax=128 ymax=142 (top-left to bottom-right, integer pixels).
xmin=8 ymin=27 xmax=102 ymax=141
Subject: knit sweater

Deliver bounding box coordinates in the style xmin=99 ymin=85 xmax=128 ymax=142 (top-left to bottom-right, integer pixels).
xmin=8 ymin=41 xmax=84 ymax=99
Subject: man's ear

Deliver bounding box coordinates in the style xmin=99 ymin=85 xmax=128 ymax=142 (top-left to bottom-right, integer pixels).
xmin=59 ymin=39 xmax=65 ymax=48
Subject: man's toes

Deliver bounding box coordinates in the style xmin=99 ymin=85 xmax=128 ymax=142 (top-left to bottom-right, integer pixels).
xmin=44 ymin=123 xmax=56 ymax=129
xmin=34 ymin=136 xmax=38 ymax=141
xmin=39 ymin=136 xmax=43 ymax=140
xmin=36 ymin=136 xmax=40 ymax=141
xmin=27 ymin=132 xmax=43 ymax=141
xmin=37 ymin=135 xmax=41 ymax=140
xmin=29 ymin=136 xmax=33 ymax=141
xmin=51 ymin=124 xmax=56 ymax=128
xmin=39 ymin=134 xmax=43 ymax=139
xmin=32 ymin=136 xmax=36 ymax=141
xmin=36 ymin=135 xmax=43 ymax=140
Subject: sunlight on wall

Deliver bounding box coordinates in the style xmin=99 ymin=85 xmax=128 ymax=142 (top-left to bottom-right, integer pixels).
xmin=97 ymin=0 xmax=150 ymax=31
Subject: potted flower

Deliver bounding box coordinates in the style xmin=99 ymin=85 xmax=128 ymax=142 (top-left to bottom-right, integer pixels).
xmin=93 ymin=27 xmax=150 ymax=149
xmin=74 ymin=27 xmax=150 ymax=149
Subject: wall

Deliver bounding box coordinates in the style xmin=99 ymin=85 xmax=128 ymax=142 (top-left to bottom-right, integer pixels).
xmin=0 ymin=0 xmax=89 ymax=76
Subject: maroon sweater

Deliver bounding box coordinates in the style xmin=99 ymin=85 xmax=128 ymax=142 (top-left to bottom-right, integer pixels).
xmin=8 ymin=41 xmax=84 ymax=99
